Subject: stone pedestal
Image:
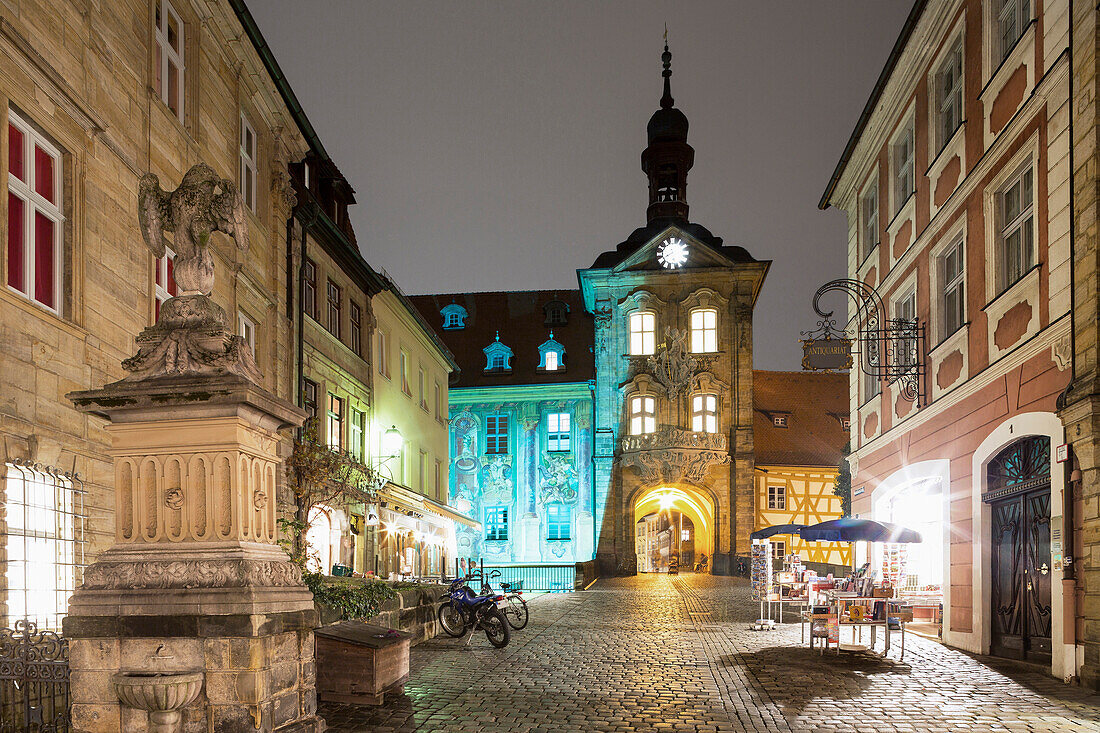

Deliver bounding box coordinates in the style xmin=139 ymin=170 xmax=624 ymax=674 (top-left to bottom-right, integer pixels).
xmin=67 ymin=374 xmax=319 ymax=733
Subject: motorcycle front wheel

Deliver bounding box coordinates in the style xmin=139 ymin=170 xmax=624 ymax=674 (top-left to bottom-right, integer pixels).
xmin=481 ymin=606 xmax=511 ymax=648
xmin=438 ymin=602 xmax=467 ymax=637
xmin=504 ymin=595 xmax=528 ymax=630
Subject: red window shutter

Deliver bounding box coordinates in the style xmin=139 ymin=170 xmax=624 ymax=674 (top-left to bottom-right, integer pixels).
xmin=7 ymin=193 xmax=24 ymax=291
xmin=34 ymin=211 xmax=55 ymax=308
xmin=8 ymin=124 xmax=23 ymax=180
xmin=166 ymin=256 xmax=177 ymax=296
xmin=34 ymin=146 xmax=54 ymax=203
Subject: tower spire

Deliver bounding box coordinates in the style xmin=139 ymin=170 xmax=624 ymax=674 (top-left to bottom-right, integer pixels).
xmin=661 ymin=27 xmax=674 ymax=110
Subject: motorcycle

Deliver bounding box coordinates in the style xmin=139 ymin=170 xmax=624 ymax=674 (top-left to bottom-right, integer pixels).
xmin=437 ymin=576 xmax=511 ymax=648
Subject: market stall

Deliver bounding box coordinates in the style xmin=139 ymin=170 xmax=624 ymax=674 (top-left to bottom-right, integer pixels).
xmin=749 ymin=524 xmax=807 ymax=629
xmin=798 ymin=519 xmax=922 ymax=660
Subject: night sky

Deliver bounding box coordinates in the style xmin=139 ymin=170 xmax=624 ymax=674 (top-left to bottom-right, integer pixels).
xmin=249 ymin=1 xmax=913 ymax=370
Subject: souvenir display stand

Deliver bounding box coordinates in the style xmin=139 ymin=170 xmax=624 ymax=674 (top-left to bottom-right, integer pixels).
xmin=773 ymin=554 xmax=812 ymax=624
xmin=750 ymin=539 xmax=775 ymax=631
xmin=802 ymin=564 xmax=914 ymax=659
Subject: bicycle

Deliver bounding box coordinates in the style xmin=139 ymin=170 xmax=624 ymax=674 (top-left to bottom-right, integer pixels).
xmin=479 ymin=570 xmax=529 ymax=630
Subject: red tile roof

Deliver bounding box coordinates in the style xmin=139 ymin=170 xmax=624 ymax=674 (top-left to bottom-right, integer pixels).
xmin=408 ymin=290 xmax=594 ymax=388
xmin=753 ymin=370 xmax=850 ymax=468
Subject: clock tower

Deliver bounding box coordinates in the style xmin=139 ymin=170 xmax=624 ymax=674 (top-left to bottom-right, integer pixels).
xmin=578 ymin=43 xmax=770 ymax=577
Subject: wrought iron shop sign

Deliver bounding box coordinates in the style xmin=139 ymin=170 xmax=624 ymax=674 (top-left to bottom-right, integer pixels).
xmin=801 ymin=336 xmax=852 ymax=371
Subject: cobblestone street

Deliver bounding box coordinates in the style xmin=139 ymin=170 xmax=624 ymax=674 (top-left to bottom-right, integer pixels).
xmin=320 ymin=574 xmax=1100 ymax=732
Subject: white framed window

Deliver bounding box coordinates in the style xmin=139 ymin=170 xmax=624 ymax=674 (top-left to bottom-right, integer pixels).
xmin=400 ymin=349 xmax=410 ymax=395
xmin=629 ymin=395 xmax=656 ymax=436
xmin=154 ymin=0 xmax=185 ymax=120
xmin=434 ymin=381 xmax=442 ymax=419
xmin=892 ymin=120 xmax=915 ymax=213
xmin=773 ymin=415 xmax=788 ymax=428
xmin=689 ymin=308 xmax=717 ymax=353
xmin=6 ymin=110 xmax=64 ymax=315
xmin=547 ymin=412 xmax=571 ymax=452
xmin=941 ymin=238 xmax=965 ymax=337
xmin=894 ymin=286 xmax=917 ymax=369
xmin=544 ymin=350 xmax=559 ymax=371
xmin=326 ymin=393 xmax=343 ymax=451
xmin=434 ymin=459 xmax=443 ymax=501
xmin=302 ymin=161 xmax=311 ymax=190
xmin=349 ymin=406 xmax=365 ymax=462
xmin=998 ymin=164 xmax=1034 ymax=292
xmin=547 ymin=503 xmax=571 ymax=541
xmin=239 ymin=114 xmax=257 ymax=212
xmin=377 ymin=329 xmax=390 ymax=378
xmin=238 ymin=311 xmax=256 ymax=355
xmin=997 ymin=0 xmax=1031 ymax=64
xmin=349 ymin=301 xmax=362 ymax=356
xmin=419 ymin=450 xmax=427 ymax=492
xmin=154 ymin=247 xmax=177 ymax=321
xmin=935 ymin=37 xmax=963 ymax=152
xmin=485 ymin=506 xmax=508 ymax=541
xmin=3 ymin=462 xmax=84 ymax=630
xmin=863 ymin=369 xmax=882 ymax=403
xmin=767 ymin=485 xmax=786 ymax=510
xmin=629 ymin=311 xmax=656 ymax=355
xmin=860 ymin=179 xmax=878 ymax=261
xmin=326 ymin=279 xmax=341 ymax=338
xmin=772 ymin=540 xmax=786 ymax=561
xmin=485 ymin=414 xmax=509 ymax=454
xmin=691 ymin=393 xmax=717 ymax=433
xmin=419 ymin=367 xmax=427 ymax=411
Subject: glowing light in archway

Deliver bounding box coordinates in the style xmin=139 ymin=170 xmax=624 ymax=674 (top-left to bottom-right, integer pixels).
xmin=633 ymin=486 xmax=716 ymax=560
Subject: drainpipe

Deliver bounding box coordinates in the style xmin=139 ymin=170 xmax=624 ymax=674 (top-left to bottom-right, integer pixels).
xmin=588 ymin=378 xmax=597 ymax=560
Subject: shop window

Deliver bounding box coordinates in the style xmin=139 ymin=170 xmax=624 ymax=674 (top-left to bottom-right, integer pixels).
xmin=629 ymin=311 xmax=656 ymax=355
xmin=154 ymin=0 xmax=185 ymax=120
xmin=2 ymin=462 xmax=85 ymax=630
xmin=485 ymin=506 xmax=508 ymax=541
xmin=998 ymin=164 xmax=1034 ymax=293
xmin=547 ymin=503 xmax=571 ymax=541
xmin=768 ymin=485 xmax=786 ymax=510
xmin=629 ymin=396 xmax=656 ymax=435
xmin=547 ymin=412 xmax=571 ymax=452
xmin=689 ymin=308 xmax=717 ymax=353
xmin=239 ymin=114 xmax=257 ymax=212
xmin=691 ymin=393 xmax=717 ymax=433
xmin=326 ymin=394 xmax=343 ymax=451
xmin=7 ymin=110 xmax=64 ymax=315
xmin=485 ymin=414 xmax=509 ymax=454
xmin=154 ymin=247 xmax=177 ymax=322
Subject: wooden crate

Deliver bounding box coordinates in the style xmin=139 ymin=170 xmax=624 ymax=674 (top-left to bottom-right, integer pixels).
xmin=315 ymin=621 xmax=412 ymax=706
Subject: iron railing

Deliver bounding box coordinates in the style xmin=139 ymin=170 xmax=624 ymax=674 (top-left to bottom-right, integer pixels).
xmin=0 ymin=619 xmax=70 ymax=732
xmin=481 ymin=564 xmax=576 ymax=593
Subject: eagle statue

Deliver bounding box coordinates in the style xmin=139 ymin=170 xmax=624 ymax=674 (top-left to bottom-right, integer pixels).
xmin=138 ymin=163 xmax=249 ymax=296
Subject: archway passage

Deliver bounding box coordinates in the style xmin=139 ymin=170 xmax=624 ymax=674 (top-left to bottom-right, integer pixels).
xmin=633 ymin=486 xmax=715 ymax=573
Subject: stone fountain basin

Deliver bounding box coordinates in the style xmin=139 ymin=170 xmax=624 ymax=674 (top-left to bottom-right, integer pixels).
xmin=111 ymin=671 xmax=204 ymax=712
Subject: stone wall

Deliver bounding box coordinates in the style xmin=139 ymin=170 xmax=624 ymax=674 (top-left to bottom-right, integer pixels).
xmin=316 ymin=583 xmax=446 ymax=646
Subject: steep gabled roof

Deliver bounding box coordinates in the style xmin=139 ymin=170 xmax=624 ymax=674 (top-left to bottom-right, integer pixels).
xmin=754 ymin=370 xmax=849 ymax=468
xmin=587 ymin=216 xmax=758 ymax=270
xmin=409 ymin=290 xmax=594 ymax=389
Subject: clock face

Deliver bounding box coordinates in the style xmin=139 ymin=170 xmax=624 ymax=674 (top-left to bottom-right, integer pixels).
xmin=657 ymin=237 xmax=689 ymax=269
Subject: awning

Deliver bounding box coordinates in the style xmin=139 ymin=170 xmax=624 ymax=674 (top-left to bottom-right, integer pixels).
xmin=378 ymin=483 xmax=479 ymax=529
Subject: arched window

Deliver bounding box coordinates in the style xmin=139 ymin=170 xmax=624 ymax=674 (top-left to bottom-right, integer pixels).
xmin=544 ymin=350 xmax=558 ymax=370
xmin=629 ymin=311 xmax=656 ymax=355
xmin=538 ymin=333 xmax=565 ymax=371
xmin=483 ymin=333 xmax=514 ymax=372
xmin=440 ymin=303 xmax=468 ymax=330
xmin=690 ymin=308 xmax=718 ymax=353
xmin=629 ymin=395 xmax=656 ymax=435
xmin=543 ymin=300 xmax=569 ymax=326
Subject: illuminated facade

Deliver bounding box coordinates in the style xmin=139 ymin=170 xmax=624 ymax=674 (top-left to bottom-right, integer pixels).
xmin=753 ymin=372 xmax=851 ymax=569
xmin=820 ymin=0 xmax=1077 ymax=681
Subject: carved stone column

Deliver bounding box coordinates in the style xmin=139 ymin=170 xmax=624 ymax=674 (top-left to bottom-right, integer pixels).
xmin=66 ymin=374 xmax=317 ymax=733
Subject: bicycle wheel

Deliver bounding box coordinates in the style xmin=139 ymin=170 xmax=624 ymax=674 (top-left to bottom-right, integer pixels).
xmin=482 ymin=606 xmax=511 ymax=648
xmin=438 ymin=602 xmax=467 ymax=637
xmin=504 ymin=595 xmax=528 ymax=630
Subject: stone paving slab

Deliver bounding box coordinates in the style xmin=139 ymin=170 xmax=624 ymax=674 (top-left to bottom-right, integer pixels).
xmin=320 ymin=574 xmax=1100 ymax=732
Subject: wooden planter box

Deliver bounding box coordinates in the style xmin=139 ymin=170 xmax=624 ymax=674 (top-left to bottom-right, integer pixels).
xmin=315 ymin=621 xmax=411 ymax=706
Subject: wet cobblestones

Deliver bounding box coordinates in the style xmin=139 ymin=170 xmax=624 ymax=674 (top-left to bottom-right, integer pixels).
xmin=320 ymin=574 xmax=1100 ymax=732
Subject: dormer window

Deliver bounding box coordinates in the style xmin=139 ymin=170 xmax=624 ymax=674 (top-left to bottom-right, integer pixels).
xmin=544 ymin=300 xmax=569 ymax=326
xmin=773 ymin=415 xmax=788 ymax=428
xmin=483 ymin=332 xmax=513 ymax=372
xmin=441 ymin=303 xmax=468 ymax=330
xmin=538 ymin=333 xmax=565 ymax=372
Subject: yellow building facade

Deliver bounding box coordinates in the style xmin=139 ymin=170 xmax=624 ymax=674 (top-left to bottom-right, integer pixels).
xmin=752 ymin=371 xmax=851 ymax=570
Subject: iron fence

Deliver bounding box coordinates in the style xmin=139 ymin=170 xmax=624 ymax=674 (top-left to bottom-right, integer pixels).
xmin=481 ymin=564 xmax=576 ymax=593
xmin=0 ymin=619 xmax=70 ymax=733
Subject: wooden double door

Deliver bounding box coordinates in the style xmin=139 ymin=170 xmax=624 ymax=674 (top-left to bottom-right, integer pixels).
xmin=989 ymin=487 xmax=1052 ymax=664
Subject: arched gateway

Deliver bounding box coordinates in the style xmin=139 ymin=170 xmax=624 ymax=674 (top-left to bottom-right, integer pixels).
xmin=578 ymin=43 xmax=768 ymax=576
xmin=633 ymin=485 xmax=716 ymax=572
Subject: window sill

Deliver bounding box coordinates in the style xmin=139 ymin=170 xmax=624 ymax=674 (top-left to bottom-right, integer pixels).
xmin=930 ymin=322 xmax=971 ymax=354
xmin=981 ymin=263 xmax=1042 ymax=313
xmin=980 ymin=20 xmax=1038 ymax=103
xmin=547 ymin=538 xmax=571 ymax=543
xmin=926 ymin=122 xmax=966 ymax=178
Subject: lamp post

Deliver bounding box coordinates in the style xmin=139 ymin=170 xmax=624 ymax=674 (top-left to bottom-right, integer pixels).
xmin=369 ymin=425 xmax=403 ymax=577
